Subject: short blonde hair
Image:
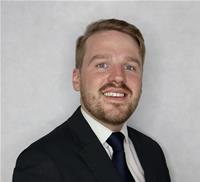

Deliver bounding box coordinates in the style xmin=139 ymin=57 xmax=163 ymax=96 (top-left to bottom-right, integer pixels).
xmin=75 ymin=19 xmax=145 ymax=69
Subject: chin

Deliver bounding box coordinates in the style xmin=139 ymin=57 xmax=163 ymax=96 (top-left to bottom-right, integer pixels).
xmin=103 ymin=113 xmax=130 ymax=125
xmin=104 ymin=105 xmax=132 ymax=119
xmin=104 ymin=102 xmax=129 ymax=111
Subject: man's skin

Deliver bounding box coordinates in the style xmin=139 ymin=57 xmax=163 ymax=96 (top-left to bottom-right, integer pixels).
xmin=73 ymin=30 xmax=143 ymax=131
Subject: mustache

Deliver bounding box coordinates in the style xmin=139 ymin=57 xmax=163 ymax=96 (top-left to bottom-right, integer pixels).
xmin=99 ymin=82 xmax=132 ymax=94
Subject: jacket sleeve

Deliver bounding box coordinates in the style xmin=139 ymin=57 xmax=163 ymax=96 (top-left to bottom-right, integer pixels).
xmin=13 ymin=147 xmax=63 ymax=182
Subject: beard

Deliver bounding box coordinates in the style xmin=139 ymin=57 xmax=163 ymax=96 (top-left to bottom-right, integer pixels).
xmin=80 ymin=82 xmax=141 ymax=126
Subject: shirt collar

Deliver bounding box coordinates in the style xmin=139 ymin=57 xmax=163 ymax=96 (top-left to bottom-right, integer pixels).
xmin=81 ymin=107 xmax=129 ymax=144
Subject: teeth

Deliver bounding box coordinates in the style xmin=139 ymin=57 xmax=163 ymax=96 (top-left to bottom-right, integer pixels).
xmin=103 ymin=92 xmax=125 ymax=97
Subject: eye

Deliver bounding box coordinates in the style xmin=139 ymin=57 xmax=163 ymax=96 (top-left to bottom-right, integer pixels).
xmin=124 ymin=64 xmax=136 ymax=71
xmin=96 ymin=63 xmax=109 ymax=69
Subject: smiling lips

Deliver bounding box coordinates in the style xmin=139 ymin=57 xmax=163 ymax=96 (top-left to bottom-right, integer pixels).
xmin=103 ymin=92 xmax=125 ymax=97
xmin=99 ymin=82 xmax=131 ymax=99
xmin=102 ymin=87 xmax=129 ymax=99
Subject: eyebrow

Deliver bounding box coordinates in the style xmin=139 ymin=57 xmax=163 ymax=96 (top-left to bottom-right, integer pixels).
xmin=88 ymin=54 xmax=111 ymax=65
xmin=88 ymin=54 xmax=142 ymax=68
xmin=125 ymin=56 xmax=142 ymax=68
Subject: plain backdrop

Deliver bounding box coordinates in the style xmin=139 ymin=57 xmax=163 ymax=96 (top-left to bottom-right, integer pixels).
xmin=2 ymin=1 xmax=200 ymax=182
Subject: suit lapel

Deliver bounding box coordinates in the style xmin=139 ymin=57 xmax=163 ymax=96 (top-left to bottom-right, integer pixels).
xmin=66 ymin=107 xmax=121 ymax=182
xmin=79 ymin=140 xmax=121 ymax=182
xmin=128 ymin=127 xmax=156 ymax=182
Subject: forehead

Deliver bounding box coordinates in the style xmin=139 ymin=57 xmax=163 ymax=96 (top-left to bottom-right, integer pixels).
xmin=83 ymin=30 xmax=141 ymax=62
xmin=86 ymin=30 xmax=139 ymax=47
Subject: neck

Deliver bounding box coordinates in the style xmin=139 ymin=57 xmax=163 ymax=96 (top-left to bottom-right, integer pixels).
xmin=81 ymin=105 xmax=124 ymax=132
xmin=97 ymin=120 xmax=124 ymax=132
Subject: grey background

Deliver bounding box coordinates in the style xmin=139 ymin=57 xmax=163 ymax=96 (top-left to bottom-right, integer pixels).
xmin=2 ymin=1 xmax=200 ymax=182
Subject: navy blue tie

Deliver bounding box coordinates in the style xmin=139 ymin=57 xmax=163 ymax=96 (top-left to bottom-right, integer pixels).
xmin=107 ymin=132 xmax=135 ymax=182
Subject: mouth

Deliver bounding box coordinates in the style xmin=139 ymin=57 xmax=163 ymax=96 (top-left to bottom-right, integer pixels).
xmin=103 ymin=92 xmax=126 ymax=98
xmin=101 ymin=89 xmax=129 ymax=103
xmin=100 ymin=83 xmax=131 ymax=102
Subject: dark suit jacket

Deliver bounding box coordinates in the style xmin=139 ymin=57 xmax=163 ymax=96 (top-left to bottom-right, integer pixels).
xmin=13 ymin=107 xmax=170 ymax=182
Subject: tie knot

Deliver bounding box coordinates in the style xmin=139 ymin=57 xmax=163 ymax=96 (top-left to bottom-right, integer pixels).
xmin=107 ymin=132 xmax=125 ymax=152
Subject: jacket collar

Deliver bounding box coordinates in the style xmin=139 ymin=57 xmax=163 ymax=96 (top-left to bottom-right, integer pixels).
xmin=65 ymin=107 xmax=121 ymax=182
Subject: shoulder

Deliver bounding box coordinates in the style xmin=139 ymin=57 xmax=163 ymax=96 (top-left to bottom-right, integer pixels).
xmin=13 ymin=112 xmax=77 ymax=181
xmin=14 ymin=120 xmax=68 ymax=164
xmin=128 ymin=127 xmax=171 ymax=181
xmin=13 ymin=107 xmax=105 ymax=181
xmin=15 ymin=107 xmax=84 ymax=164
xmin=13 ymin=131 xmax=64 ymax=182
xmin=20 ymin=107 xmax=82 ymax=155
xmin=128 ymin=127 xmax=159 ymax=145
xmin=17 ymin=117 xmax=75 ymax=160
xmin=127 ymin=126 xmax=165 ymax=155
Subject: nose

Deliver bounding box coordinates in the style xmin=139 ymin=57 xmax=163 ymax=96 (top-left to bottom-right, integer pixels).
xmin=108 ymin=65 xmax=126 ymax=85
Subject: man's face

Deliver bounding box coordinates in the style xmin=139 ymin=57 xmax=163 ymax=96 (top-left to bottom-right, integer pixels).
xmin=73 ymin=30 xmax=143 ymax=130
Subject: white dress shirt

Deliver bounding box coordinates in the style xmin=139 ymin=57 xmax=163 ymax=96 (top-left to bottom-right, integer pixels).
xmin=81 ymin=108 xmax=145 ymax=182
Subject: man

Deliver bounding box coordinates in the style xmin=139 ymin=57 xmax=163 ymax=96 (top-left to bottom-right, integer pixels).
xmin=13 ymin=19 xmax=171 ymax=182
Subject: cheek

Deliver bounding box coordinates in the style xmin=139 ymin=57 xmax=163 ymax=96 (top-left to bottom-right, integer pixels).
xmin=127 ymin=76 xmax=142 ymax=90
xmin=81 ymin=73 xmax=102 ymax=91
xmin=87 ymin=71 xmax=108 ymax=85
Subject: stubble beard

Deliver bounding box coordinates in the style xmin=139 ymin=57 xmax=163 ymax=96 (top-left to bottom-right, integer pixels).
xmin=80 ymin=88 xmax=141 ymax=126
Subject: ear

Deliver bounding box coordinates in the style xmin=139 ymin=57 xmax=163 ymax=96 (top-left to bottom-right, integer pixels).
xmin=72 ymin=69 xmax=80 ymax=91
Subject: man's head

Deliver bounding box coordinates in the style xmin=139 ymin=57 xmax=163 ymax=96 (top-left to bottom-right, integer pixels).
xmin=75 ymin=19 xmax=145 ymax=69
xmin=73 ymin=19 xmax=145 ymax=131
